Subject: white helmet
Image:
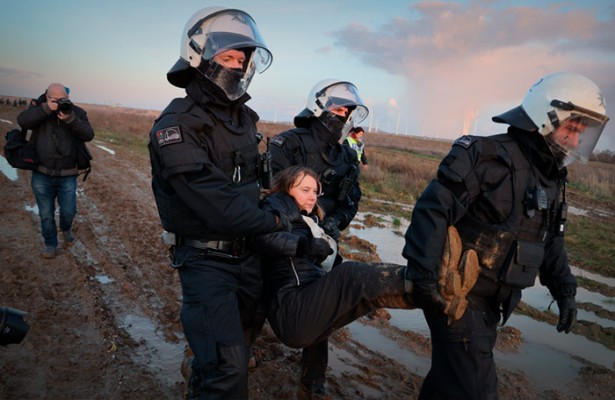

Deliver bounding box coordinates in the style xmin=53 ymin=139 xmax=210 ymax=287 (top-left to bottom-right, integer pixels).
xmin=493 ymin=72 xmax=609 ymax=167
xmin=296 ymin=79 xmax=369 ymax=137
xmin=167 ymin=7 xmax=272 ymax=99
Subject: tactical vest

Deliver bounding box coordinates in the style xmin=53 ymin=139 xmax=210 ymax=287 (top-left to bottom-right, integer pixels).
xmin=150 ymin=97 xmax=261 ymax=238
xmin=454 ymin=134 xmax=566 ymax=295
xmin=285 ymin=128 xmax=359 ymax=215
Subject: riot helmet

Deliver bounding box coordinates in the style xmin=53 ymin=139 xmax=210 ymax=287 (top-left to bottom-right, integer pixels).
xmin=493 ymin=72 xmax=609 ymax=167
xmin=296 ymin=79 xmax=369 ymax=138
xmin=167 ymin=7 xmax=272 ymax=100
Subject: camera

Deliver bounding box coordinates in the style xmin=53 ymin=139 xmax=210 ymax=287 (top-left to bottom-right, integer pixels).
xmin=57 ymin=98 xmax=74 ymax=114
xmin=0 ymin=306 xmax=29 ymax=346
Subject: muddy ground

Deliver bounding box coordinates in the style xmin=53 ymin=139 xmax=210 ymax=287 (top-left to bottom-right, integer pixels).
xmin=1 ymin=104 xmax=614 ymax=399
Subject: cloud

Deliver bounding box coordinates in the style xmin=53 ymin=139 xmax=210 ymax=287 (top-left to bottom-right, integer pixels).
xmin=331 ymin=1 xmax=615 ymax=144
xmin=0 ymin=66 xmax=42 ymax=79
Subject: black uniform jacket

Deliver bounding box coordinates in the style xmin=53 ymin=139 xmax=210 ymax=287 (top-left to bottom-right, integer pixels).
xmin=253 ymin=192 xmax=326 ymax=294
xmin=148 ymin=77 xmax=276 ymax=240
xmin=403 ymin=128 xmax=576 ymax=304
xmin=17 ymin=94 xmax=94 ymax=173
xmin=270 ymin=118 xmax=361 ymax=231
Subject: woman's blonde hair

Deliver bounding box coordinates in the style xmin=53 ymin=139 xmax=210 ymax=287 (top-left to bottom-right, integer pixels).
xmin=269 ymin=166 xmax=324 ymax=220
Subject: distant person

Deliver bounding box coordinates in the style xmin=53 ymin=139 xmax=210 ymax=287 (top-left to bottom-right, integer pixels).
xmin=269 ymin=79 xmax=369 ymax=395
xmin=343 ymin=126 xmax=368 ymax=168
xmin=148 ymin=7 xmax=289 ymax=399
xmin=17 ymin=83 xmax=94 ymax=259
xmin=254 ymin=165 xmax=479 ymax=398
xmin=402 ymin=72 xmax=610 ymax=399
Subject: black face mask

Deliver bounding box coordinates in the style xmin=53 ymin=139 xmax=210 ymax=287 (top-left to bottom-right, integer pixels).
xmin=197 ymin=60 xmax=246 ymax=101
xmin=318 ymin=112 xmax=347 ymax=140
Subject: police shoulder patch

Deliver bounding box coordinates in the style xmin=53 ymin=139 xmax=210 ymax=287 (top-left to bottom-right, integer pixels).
xmin=155 ymin=126 xmax=183 ymax=147
xmin=270 ymin=135 xmax=286 ymax=147
xmin=453 ymin=135 xmax=476 ymax=149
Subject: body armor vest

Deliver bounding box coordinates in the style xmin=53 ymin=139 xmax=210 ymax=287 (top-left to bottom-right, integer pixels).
xmin=455 ymin=134 xmax=565 ymax=293
xmin=285 ymin=128 xmax=359 ymax=216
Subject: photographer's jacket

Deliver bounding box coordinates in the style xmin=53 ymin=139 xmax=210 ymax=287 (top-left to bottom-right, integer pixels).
xmin=270 ymin=119 xmax=361 ymax=231
xmin=149 ymin=77 xmax=277 ymax=240
xmin=403 ymin=127 xmax=576 ymax=321
xmin=17 ymin=95 xmax=94 ymax=175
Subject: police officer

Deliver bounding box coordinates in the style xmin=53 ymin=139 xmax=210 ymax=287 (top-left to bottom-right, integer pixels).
xmin=402 ymin=72 xmax=610 ymax=399
xmin=269 ymin=79 xmax=369 ymax=397
xmin=148 ymin=7 xmax=283 ymax=399
xmin=270 ymin=79 xmax=369 ymax=242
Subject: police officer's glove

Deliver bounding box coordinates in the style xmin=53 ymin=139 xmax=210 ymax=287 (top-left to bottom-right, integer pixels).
xmin=321 ymin=217 xmax=341 ymax=241
xmin=412 ymin=279 xmax=447 ymax=315
xmin=556 ymin=296 xmax=577 ymax=333
xmin=273 ymin=212 xmax=303 ymax=232
xmin=298 ymin=237 xmax=333 ymax=264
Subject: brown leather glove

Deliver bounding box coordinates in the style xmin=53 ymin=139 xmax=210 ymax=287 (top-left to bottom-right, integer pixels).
xmin=437 ymin=226 xmax=480 ymax=323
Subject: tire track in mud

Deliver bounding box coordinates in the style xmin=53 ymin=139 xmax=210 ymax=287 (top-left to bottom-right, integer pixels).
xmin=67 ymin=144 xmax=186 ymax=394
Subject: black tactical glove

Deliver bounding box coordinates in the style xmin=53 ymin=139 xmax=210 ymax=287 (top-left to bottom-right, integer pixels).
xmin=412 ymin=279 xmax=447 ymax=315
xmin=321 ymin=217 xmax=341 ymax=241
xmin=273 ymin=212 xmax=304 ymax=232
xmin=298 ymin=237 xmax=333 ymax=264
xmin=556 ymin=296 xmax=577 ymax=333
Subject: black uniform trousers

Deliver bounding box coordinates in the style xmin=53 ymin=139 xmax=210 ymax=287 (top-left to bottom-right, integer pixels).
xmin=268 ymin=262 xmax=409 ymax=386
xmin=174 ymin=244 xmax=262 ymax=400
xmin=419 ymin=293 xmax=499 ymax=400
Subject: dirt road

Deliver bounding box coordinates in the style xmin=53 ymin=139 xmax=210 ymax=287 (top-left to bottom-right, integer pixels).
xmin=1 ymin=104 xmax=613 ymax=399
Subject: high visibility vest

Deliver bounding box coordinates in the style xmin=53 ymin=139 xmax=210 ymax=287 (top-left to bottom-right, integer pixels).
xmin=345 ymin=136 xmax=364 ymax=162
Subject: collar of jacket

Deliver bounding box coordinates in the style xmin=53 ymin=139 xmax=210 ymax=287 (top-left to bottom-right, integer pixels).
xmin=507 ymin=126 xmax=563 ymax=179
xmin=186 ymin=75 xmax=251 ymax=114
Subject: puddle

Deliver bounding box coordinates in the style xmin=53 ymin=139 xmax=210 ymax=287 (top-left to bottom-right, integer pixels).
xmin=0 ymin=155 xmax=19 ymax=181
xmin=93 ymin=274 xmax=114 ymax=284
xmin=95 ymin=142 xmax=116 ymax=155
xmin=346 ymin=322 xmax=431 ymax=376
xmin=328 ymin=346 xmax=363 ymax=376
xmin=342 ymin=211 xmax=615 ymax=390
xmin=120 ymin=314 xmax=185 ymax=387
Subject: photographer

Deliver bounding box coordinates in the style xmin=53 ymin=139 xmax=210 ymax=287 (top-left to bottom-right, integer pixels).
xmin=17 ymin=83 xmax=94 ymax=259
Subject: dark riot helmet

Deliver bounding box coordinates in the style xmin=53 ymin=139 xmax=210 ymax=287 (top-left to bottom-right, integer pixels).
xmin=492 ymin=72 xmax=609 ymax=167
xmin=167 ymin=7 xmax=272 ymax=100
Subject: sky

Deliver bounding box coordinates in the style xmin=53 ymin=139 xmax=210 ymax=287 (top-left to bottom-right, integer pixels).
xmin=1 ymin=0 xmax=614 ymax=150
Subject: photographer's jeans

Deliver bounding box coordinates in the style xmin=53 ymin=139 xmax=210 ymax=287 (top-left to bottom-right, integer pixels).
xmin=31 ymin=172 xmax=77 ymax=248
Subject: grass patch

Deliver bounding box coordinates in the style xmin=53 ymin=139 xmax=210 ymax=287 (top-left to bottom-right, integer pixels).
xmin=565 ymin=215 xmax=615 ymax=277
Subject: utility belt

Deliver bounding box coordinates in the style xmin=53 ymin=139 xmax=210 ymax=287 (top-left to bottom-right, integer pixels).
xmin=36 ymin=165 xmax=78 ymax=176
xmin=163 ymin=231 xmax=249 ymax=260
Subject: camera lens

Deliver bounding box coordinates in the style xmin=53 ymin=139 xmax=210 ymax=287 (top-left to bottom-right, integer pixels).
xmin=57 ymin=99 xmax=73 ymax=113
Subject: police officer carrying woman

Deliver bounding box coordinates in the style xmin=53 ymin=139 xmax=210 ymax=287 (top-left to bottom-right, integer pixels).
xmin=148 ymin=7 xmax=287 ymax=399
xmin=403 ymin=72 xmax=610 ymax=399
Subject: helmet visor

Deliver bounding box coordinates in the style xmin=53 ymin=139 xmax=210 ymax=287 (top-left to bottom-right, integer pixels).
xmin=316 ymin=82 xmax=369 ymax=124
xmin=546 ymin=112 xmax=608 ymax=167
xmin=191 ymin=9 xmax=272 ymax=73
